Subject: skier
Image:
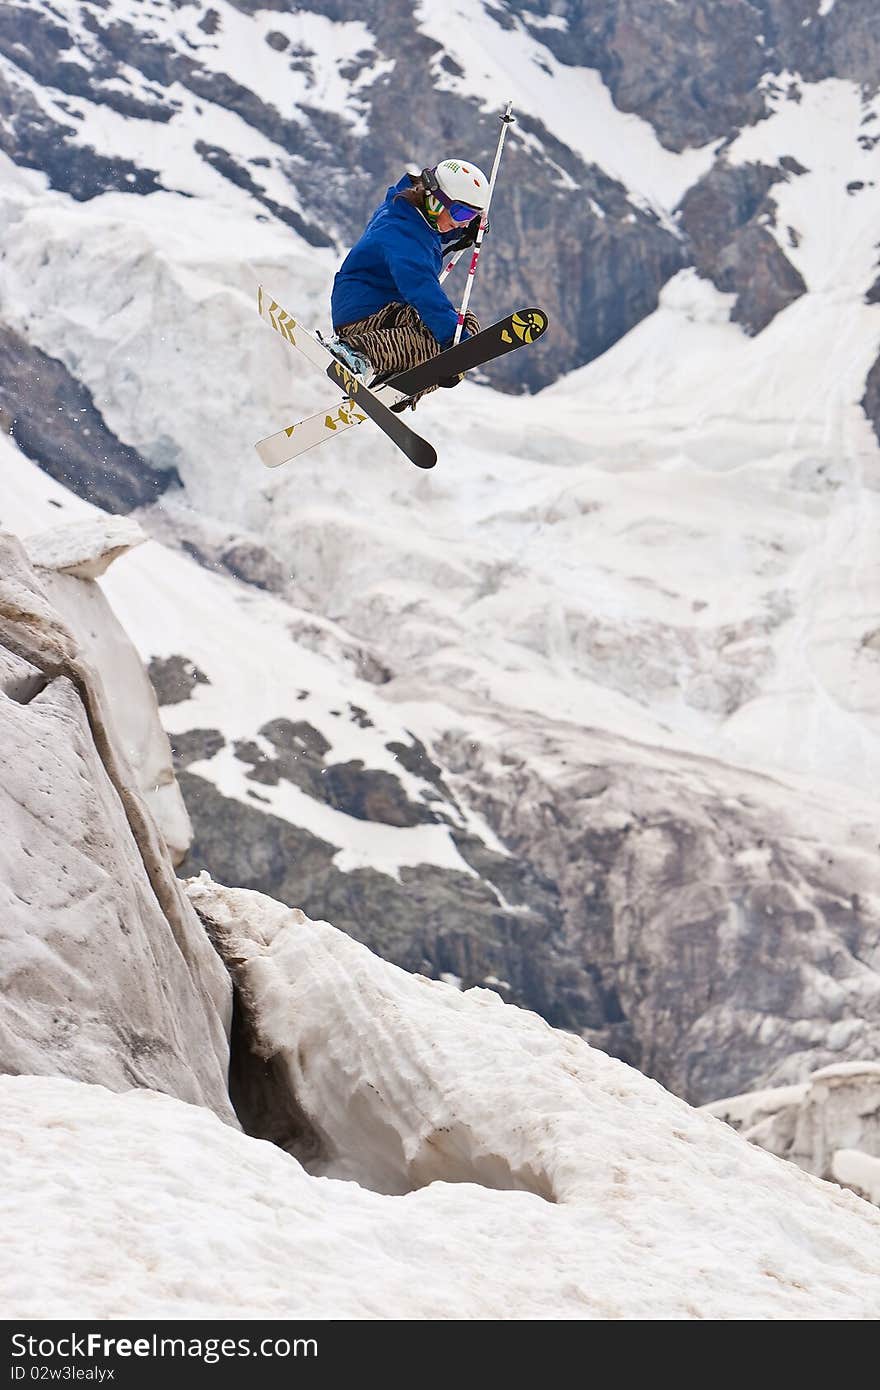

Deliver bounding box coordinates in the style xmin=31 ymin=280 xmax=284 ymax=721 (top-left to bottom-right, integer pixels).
xmin=329 ymin=160 xmax=490 ymax=409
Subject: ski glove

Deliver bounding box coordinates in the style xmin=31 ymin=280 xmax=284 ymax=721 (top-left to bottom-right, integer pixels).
xmin=447 ymin=215 xmax=487 ymax=253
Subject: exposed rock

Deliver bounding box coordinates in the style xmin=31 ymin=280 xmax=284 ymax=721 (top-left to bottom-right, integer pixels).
xmin=861 ymin=351 xmax=880 ymax=448
xmin=438 ymin=730 xmax=880 ymax=1106
xmin=175 ymin=771 xmax=584 ymax=1019
xmin=511 ymin=0 xmax=880 ymax=152
xmin=322 ymin=761 xmax=437 ymax=827
xmin=219 ymin=540 xmax=290 ymax=592
xmin=0 ymin=67 xmax=167 ymax=200
xmin=147 ymin=654 xmax=210 ymax=706
xmin=0 ymin=0 xmax=687 ymax=390
xmin=724 ymin=224 xmax=808 ymax=335
xmin=510 ymin=0 xmax=770 ymax=152
xmin=194 ymin=141 xmax=333 ymax=247
xmin=199 ymin=9 xmax=222 ymax=37
xmin=129 ymin=504 xmax=293 ymax=595
xmin=234 ymin=718 xmax=328 ymax=797
xmin=4 ymin=0 xmax=880 ymax=393
xmin=231 ymin=717 xmax=438 ymax=826
xmin=387 ymin=734 xmax=459 ymax=806
xmin=679 ymin=160 xmax=807 ymax=334
xmin=170 ymin=728 xmax=226 ymax=770
xmin=0 ymin=323 xmax=180 ymax=512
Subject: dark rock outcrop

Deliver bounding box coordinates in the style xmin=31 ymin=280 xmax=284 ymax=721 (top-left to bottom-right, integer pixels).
xmin=147 ymin=655 xmax=210 ymax=706
xmin=862 ymin=352 xmax=880 ymax=448
xmin=170 ymin=728 xmax=226 ymax=769
xmin=0 ymin=324 xmax=180 ymax=512
xmin=175 ymin=769 xmax=594 ymax=1029
xmin=679 ymin=160 xmax=807 ymax=333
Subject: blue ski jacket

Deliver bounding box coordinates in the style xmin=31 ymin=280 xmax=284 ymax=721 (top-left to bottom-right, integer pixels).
xmin=331 ymin=174 xmax=467 ymax=347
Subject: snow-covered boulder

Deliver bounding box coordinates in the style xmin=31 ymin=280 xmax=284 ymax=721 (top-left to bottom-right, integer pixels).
xmin=0 ymin=532 xmax=234 ymax=1120
xmin=706 ymin=1061 xmax=880 ymax=1206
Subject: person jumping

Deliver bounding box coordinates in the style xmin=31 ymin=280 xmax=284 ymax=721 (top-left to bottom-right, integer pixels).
xmin=329 ymin=160 xmax=489 ymax=409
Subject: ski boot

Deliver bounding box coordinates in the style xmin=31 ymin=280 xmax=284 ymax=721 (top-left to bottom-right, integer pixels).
xmin=323 ymin=335 xmax=372 ymax=381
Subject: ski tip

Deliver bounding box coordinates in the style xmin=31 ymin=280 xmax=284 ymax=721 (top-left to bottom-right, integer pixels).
xmin=511 ymin=308 xmax=549 ymax=343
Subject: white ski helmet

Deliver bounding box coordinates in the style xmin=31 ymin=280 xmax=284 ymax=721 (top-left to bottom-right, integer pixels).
xmin=431 ymin=158 xmax=490 ymax=213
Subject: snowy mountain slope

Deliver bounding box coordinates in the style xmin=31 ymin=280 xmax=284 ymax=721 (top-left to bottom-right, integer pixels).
xmin=1 ymin=444 xmax=500 ymax=882
xmin=4 ymin=887 xmax=880 ymax=1319
xmin=0 ymin=0 xmax=693 ymax=389
xmin=17 ymin=0 xmax=880 ymax=396
xmin=416 ymin=0 xmax=719 ymax=219
xmin=2 ymin=3 xmax=880 ymax=1105
xmin=6 ymin=441 xmax=880 ymax=1107
xmin=4 ymin=507 xmax=880 ymax=1319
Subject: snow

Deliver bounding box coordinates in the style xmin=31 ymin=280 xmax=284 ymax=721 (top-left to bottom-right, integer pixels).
xmin=0 ymin=18 xmax=879 ymax=1315
xmin=705 ymin=1061 xmax=880 ymax=1202
xmin=40 ymin=565 xmax=193 ymax=864
xmin=416 ymin=0 xmax=718 ymax=215
xmin=3 ymin=68 xmax=880 ymax=815
xmin=1 ymin=37 xmax=879 ymax=962
xmin=197 ymin=743 xmax=477 ymax=880
xmin=0 ymin=1070 xmax=863 ymax=1320
xmin=833 ymin=1150 xmax=880 ymax=1205
xmin=729 ymin=78 xmax=880 ymax=295
xmin=0 ymin=568 xmax=233 ymax=1116
xmin=24 ymin=515 xmax=145 ymax=579
xmin=2 ymin=874 xmax=868 ymax=1321
xmin=706 ymin=1082 xmax=810 ymax=1131
xmin=18 ymin=0 xmax=392 ymax=139
xmin=1 ymin=444 xmax=503 ymax=881
xmin=8 ymin=509 xmax=190 ymax=861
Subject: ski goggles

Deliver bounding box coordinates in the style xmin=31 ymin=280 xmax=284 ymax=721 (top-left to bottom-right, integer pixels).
xmin=426 ymin=189 xmax=482 ymax=224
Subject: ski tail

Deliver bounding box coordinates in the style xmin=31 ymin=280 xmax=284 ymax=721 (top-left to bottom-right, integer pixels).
xmin=256 ymin=286 xmax=436 ymax=471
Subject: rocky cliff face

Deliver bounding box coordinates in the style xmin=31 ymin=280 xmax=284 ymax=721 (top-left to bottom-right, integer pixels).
xmin=0 ymin=324 xmax=181 ymax=511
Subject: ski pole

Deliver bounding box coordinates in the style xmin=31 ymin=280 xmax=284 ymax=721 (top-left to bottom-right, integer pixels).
xmin=452 ymin=99 xmax=515 ymax=345
xmin=439 ymin=247 xmax=465 ymax=283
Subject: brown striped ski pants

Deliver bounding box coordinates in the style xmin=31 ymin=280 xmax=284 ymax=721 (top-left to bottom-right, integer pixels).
xmin=336 ymin=301 xmax=481 ymax=406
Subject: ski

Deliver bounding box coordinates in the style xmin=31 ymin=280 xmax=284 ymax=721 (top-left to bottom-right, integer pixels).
xmin=323 ymin=356 xmax=437 ymax=469
xmin=255 ymin=306 xmax=549 ymax=469
xmin=255 ymin=397 xmax=373 ymax=469
xmin=256 ymin=287 xmax=437 ymax=470
xmin=388 ymin=307 xmax=548 ymax=397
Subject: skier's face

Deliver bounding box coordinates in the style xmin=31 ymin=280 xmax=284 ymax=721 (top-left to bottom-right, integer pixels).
xmin=435 ymin=208 xmax=457 ymax=233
